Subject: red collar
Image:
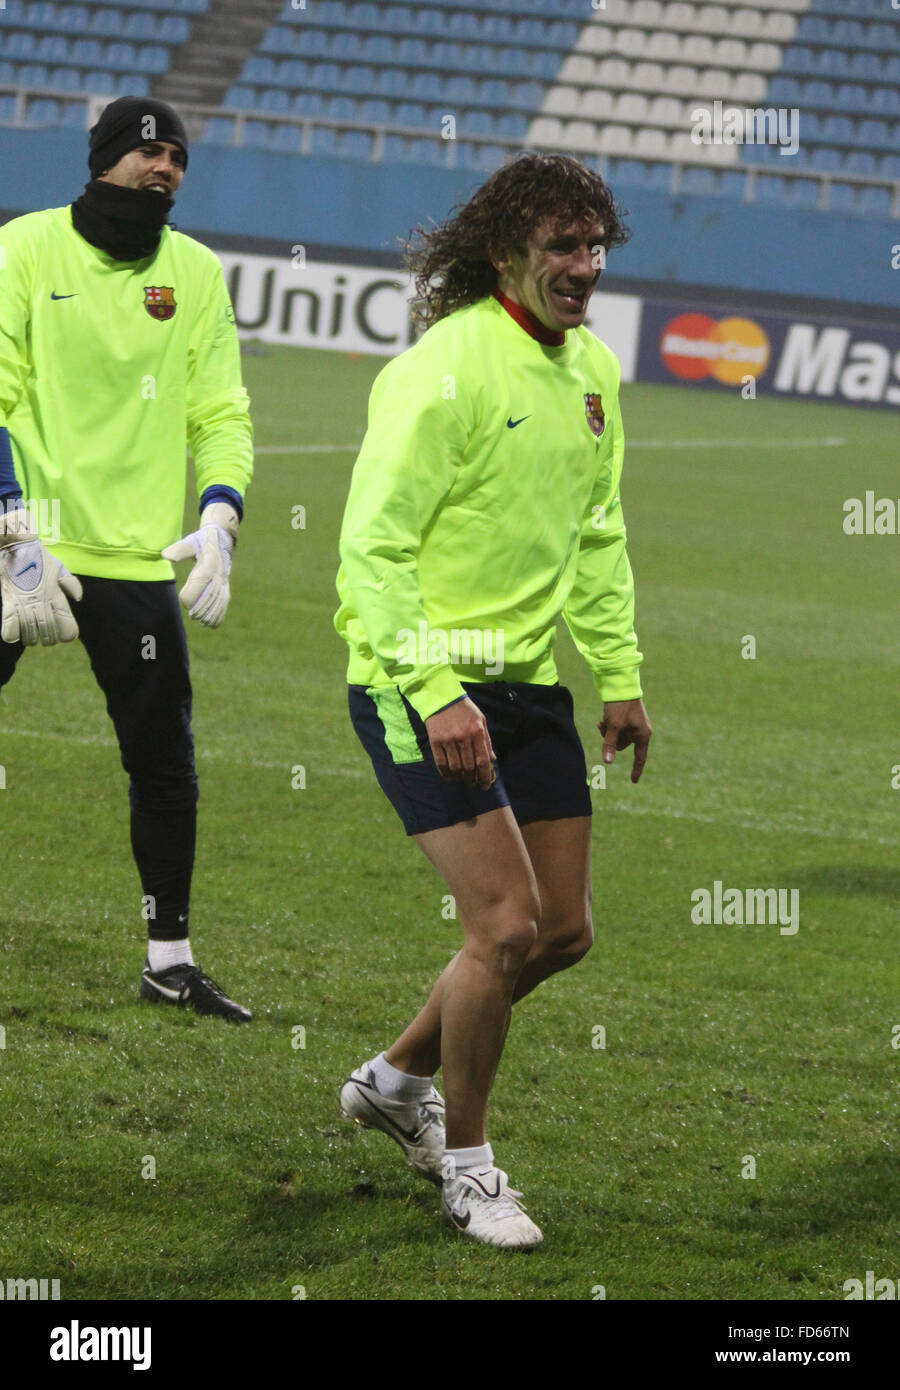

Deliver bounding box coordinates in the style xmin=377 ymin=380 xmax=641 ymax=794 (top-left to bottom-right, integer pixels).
xmin=493 ymin=290 xmax=565 ymax=346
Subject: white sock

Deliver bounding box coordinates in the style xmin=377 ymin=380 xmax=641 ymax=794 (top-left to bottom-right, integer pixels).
xmin=147 ymin=938 xmax=194 ymax=972
xmin=445 ymin=1144 xmax=494 ymax=1181
xmin=369 ymin=1051 xmax=434 ymax=1100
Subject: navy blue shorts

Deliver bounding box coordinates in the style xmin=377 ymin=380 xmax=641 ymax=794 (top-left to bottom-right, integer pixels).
xmin=348 ymin=680 xmax=592 ymax=836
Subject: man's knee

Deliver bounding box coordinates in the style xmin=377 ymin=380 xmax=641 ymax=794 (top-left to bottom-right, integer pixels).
xmin=539 ymin=915 xmax=593 ymax=971
xmin=474 ymin=892 xmax=541 ymax=975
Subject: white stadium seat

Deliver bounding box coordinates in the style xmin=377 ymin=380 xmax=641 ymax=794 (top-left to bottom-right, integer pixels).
xmin=666 ymin=4 xmax=697 ymax=32
xmin=598 ymin=123 xmax=633 ymax=153
xmin=558 ymin=55 xmax=595 ymax=83
xmin=544 ymin=86 xmax=580 ymax=116
xmin=747 ymin=42 xmax=782 ymax=70
xmin=647 ymin=32 xmax=681 ymax=60
xmin=715 ymin=40 xmax=749 ymax=69
xmin=530 ymin=117 xmax=564 ymax=146
xmin=581 ymin=89 xmax=615 ymax=118
xmin=614 ymin=91 xmax=649 ymax=121
xmin=763 ymin=12 xmax=796 ymax=40
xmin=633 ymin=126 xmax=668 ymax=155
xmin=647 ymin=95 xmax=685 ymax=127
xmin=564 ymin=119 xmax=600 ymax=151
xmin=596 ymin=57 xmax=631 ymax=85
xmin=662 ymin=63 xmax=699 ymax=94
xmin=632 ymin=0 xmax=664 ymax=24
xmin=579 ymin=24 xmax=613 ymax=54
xmin=632 ymin=61 xmax=665 ymax=89
xmin=614 ymin=28 xmax=648 ymax=58
xmin=683 ymin=36 xmax=716 ymax=65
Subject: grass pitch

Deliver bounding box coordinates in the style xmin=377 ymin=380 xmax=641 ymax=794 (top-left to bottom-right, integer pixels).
xmin=0 ymin=344 xmax=897 ymax=1300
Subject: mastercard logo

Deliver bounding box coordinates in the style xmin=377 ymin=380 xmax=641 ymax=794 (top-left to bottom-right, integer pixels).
xmin=660 ymin=313 xmax=771 ymax=385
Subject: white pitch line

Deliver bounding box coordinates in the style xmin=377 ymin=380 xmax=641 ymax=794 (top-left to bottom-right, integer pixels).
xmin=254 ymin=438 xmax=847 ymax=456
xmin=0 ymin=724 xmax=889 ymax=845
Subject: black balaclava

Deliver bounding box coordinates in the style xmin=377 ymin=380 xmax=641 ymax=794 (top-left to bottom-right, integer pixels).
xmin=71 ymin=97 xmax=189 ymax=261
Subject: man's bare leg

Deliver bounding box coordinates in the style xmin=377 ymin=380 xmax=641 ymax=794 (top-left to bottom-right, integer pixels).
xmin=383 ymin=806 xmax=538 ymax=1149
xmin=386 ymin=815 xmax=592 ymax=1144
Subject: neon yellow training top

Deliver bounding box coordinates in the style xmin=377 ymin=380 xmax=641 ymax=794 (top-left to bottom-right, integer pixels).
xmin=0 ymin=206 xmax=253 ymax=579
xmin=335 ymin=293 xmax=643 ymax=721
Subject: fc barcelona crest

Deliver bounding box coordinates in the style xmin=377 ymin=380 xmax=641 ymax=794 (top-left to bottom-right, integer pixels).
xmin=584 ymin=392 xmax=605 ymax=438
xmin=143 ymin=286 xmax=176 ymax=321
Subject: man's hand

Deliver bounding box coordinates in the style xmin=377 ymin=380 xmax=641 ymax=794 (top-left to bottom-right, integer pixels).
xmin=425 ymin=696 xmax=497 ymax=789
xmin=599 ymin=697 xmax=652 ymax=783
xmin=0 ymin=507 xmax=82 ymax=646
xmin=162 ymin=501 xmax=238 ymax=628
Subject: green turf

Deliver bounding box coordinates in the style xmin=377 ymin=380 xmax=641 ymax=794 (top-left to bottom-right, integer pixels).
xmin=1 ymin=344 xmax=897 ymax=1300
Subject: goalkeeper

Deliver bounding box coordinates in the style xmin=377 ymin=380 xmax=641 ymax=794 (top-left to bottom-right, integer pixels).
xmin=0 ymin=97 xmax=253 ymax=1021
xmin=336 ymin=154 xmax=652 ymax=1248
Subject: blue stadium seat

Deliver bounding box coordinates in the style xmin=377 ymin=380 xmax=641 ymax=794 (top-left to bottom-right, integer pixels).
xmin=848 ymin=51 xmax=881 ymax=80
xmin=89 ymin=9 xmax=123 ymax=37
xmin=48 ymin=66 xmax=82 ymax=92
xmin=297 ymin=30 xmax=329 ymax=58
xmin=380 ymin=7 xmax=414 ymax=35
xmin=809 ymin=146 xmax=843 ymax=171
xmin=245 ymin=57 xmax=275 ymax=82
xmin=312 ymin=125 xmax=339 ymax=155
xmin=871 ymin=87 xmax=900 ymax=116
xmin=337 ymin=129 xmax=374 ymax=159
xmin=845 ymin=150 xmax=878 ymax=175
xmin=344 ymin=65 xmax=376 ymax=92
xmin=856 ymin=186 xmax=891 ymax=215
xmin=0 ymin=95 xmax=16 ymax=120
xmin=225 ymin=85 xmax=257 ymax=109
xmin=804 ymin=80 xmax=835 ymax=106
xmin=277 ymin=59 xmax=309 ymax=85
xmin=259 ymin=88 xmax=290 ymax=113
xmin=495 ymin=111 xmax=529 ymax=138
xmin=413 ymin=70 xmax=447 ymax=98
xmin=291 ymin=91 xmax=326 ymax=117
xmin=59 ymin=102 xmax=85 ymax=127
xmin=124 ymin=13 xmax=158 ymax=40
xmin=360 ymin=36 xmax=395 ymax=63
xmin=243 ymin=119 xmax=271 ymax=147
xmin=461 ymin=142 xmax=506 ymax=172
xmin=310 ymin=62 xmax=341 ymax=88
xmin=881 ymin=154 xmax=900 ymax=179
xmin=117 ymin=74 xmax=149 ymax=95
xmin=201 ymin=116 xmax=236 ymax=144
xmin=325 ymin=95 xmax=359 ymax=120
xmin=393 ymin=102 xmax=428 ymax=127
xmin=828 ymin=182 xmax=857 ymax=211
xmin=36 ymin=35 xmax=70 ymax=63
xmin=16 ymin=64 xmax=50 ymax=87
xmin=6 ymin=32 xmax=38 ymax=58
xmin=821 ymin=115 xmax=853 ymax=145
xmin=72 ymin=39 xmax=104 ymax=65
xmin=59 ymin=6 xmax=90 ymax=32
xmin=356 ymin=97 xmax=390 ymax=122
xmin=270 ymin=123 xmax=302 ymax=152
xmin=27 ymin=97 xmax=60 ymax=125
xmin=480 ymin=78 xmax=511 ymax=106
xmin=857 ymin=119 xmax=889 ymax=149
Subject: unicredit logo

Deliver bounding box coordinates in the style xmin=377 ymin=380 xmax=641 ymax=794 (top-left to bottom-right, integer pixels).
xmin=660 ymin=313 xmax=771 ymax=384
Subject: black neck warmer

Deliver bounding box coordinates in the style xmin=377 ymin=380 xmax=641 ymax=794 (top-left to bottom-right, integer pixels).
xmin=70 ymin=179 xmax=175 ymax=261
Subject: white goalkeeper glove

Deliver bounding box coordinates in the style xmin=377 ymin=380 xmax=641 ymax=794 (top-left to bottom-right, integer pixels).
xmin=0 ymin=507 xmax=83 ymax=646
xmin=162 ymin=501 xmax=239 ymax=628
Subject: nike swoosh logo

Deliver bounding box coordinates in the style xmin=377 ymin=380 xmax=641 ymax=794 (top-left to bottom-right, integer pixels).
xmin=449 ymin=1208 xmax=471 ymax=1229
xmin=465 ymin=1171 xmax=502 ymax=1198
xmin=356 ymin=1086 xmax=424 ymax=1144
xmin=15 ymin=562 xmax=37 ymax=577
xmin=507 ymin=415 xmax=530 ymax=428
xmin=51 ymin=292 xmax=77 ymax=300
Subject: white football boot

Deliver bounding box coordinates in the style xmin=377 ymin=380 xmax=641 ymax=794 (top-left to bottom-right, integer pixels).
xmin=340 ymin=1059 xmax=446 ymax=1183
xmin=441 ymin=1166 xmax=544 ymax=1250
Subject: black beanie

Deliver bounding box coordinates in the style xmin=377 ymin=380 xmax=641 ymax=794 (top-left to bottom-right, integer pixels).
xmin=88 ymin=96 xmax=189 ymax=178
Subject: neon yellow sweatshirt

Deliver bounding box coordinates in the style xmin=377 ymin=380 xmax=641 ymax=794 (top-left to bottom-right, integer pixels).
xmin=0 ymin=206 xmax=252 ymax=579
xmin=335 ymin=293 xmax=642 ymax=721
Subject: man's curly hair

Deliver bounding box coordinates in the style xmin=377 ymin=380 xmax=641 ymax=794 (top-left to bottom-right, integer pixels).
xmin=405 ymin=153 xmax=630 ymax=331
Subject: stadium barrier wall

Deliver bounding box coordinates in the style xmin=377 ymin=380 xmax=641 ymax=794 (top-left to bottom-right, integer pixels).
xmin=2 ymin=127 xmax=899 ymax=309
xmin=210 ymin=240 xmax=900 ymax=411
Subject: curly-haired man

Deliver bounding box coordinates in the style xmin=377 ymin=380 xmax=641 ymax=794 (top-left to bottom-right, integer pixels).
xmin=335 ymin=154 xmax=651 ymax=1248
